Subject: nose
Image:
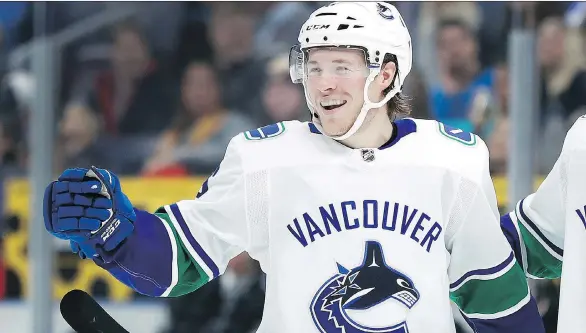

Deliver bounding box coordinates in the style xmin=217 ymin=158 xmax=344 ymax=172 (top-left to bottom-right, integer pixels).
xmin=314 ymin=75 xmax=337 ymax=94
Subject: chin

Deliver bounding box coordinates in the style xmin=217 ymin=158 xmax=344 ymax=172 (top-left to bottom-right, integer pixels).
xmin=321 ymin=121 xmax=352 ymax=137
xmin=317 ymin=113 xmax=355 ymax=137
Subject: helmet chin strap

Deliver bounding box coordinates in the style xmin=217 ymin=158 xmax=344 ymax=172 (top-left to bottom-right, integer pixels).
xmin=306 ymin=68 xmax=401 ymax=142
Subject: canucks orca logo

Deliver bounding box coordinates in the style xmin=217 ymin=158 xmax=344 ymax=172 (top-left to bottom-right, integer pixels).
xmin=310 ymin=241 xmax=420 ymax=333
xmin=376 ymin=3 xmax=395 ymax=20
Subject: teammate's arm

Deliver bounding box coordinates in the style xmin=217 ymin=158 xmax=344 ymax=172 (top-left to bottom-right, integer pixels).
xmin=500 ymin=115 xmax=586 ymax=279
xmin=446 ymin=142 xmax=545 ymax=333
xmin=44 ymin=136 xmax=253 ymax=297
xmin=500 ymin=159 xmax=565 ymax=280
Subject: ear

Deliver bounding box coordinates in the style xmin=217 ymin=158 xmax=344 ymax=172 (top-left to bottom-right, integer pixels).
xmin=378 ymin=61 xmax=397 ymax=92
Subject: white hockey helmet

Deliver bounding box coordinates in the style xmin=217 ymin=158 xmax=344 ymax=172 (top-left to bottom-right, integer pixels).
xmin=290 ymin=2 xmax=412 ymax=140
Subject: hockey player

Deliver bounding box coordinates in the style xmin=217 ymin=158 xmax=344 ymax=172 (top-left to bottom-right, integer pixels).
xmin=501 ymin=115 xmax=586 ymax=333
xmin=43 ymin=3 xmax=545 ymax=333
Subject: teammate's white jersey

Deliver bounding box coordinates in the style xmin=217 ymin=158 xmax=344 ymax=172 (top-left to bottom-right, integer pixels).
xmin=138 ymin=118 xmax=542 ymax=333
xmin=503 ymin=115 xmax=586 ymax=333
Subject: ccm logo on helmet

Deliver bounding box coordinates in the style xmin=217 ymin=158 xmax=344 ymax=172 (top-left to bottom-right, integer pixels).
xmin=306 ymin=24 xmax=330 ymax=31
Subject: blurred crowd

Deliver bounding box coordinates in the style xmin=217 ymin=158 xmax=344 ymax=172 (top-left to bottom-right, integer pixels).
xmin=1 ymin=2 xmax=586 ymax=333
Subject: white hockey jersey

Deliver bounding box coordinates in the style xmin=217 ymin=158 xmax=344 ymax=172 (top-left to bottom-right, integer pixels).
xmin=112 ymin=118 xmax=542 ymax=333
xmin=503 ymin=115 xmax=586 ymax=333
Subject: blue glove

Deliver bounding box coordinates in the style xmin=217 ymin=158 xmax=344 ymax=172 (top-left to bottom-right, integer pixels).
xmin=43 ymin=166 xmax=136 ymax=263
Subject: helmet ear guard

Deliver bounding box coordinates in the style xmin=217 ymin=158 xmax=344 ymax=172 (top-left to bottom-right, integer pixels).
xmin=289 ymin=44 xmax=305 ymax=84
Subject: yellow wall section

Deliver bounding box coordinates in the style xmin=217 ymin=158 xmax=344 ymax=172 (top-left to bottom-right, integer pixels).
xmin=2 ymin=175 xmax=545 ymax=301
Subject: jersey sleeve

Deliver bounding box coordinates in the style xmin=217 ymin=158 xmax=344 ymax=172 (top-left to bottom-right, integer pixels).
xmin=505 ymin=160 xmax=565 ymax=279
xmin=96 ymin=135 xmax=259 ymax=297
xmin=501 ymin=115 xmax=586 ymax=279
xmin=447 ymin=142 xmax=544 ymax=333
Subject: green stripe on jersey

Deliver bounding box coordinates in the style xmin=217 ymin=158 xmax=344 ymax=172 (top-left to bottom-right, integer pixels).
xmin=517 ymin=219 xmax=563 ymax=279
xmin=450 ymin=263 xmax=528 ymax=316
xmin=156 ymin=211 xmax=210 ymax=297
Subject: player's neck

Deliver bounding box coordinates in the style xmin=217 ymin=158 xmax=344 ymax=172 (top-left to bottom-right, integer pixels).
xmin=341 ymin=108 xmax=394 ymax=149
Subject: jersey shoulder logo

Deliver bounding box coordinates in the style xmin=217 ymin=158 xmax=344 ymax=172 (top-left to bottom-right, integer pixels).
xmin=438 ymin=122 xmax=477 ymax=146
xmin=310 ymin=241 xmax=420 ymax=333
xmin=243 ymin=122 xmax=286 ymax=141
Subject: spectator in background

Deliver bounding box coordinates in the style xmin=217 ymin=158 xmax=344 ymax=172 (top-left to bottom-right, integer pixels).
xmin=536 ymin=16 xmax=586 ymax=173
xmin=431 ymin=19 xmax=498 ymax=139
xmin=487 ymin=63 xmax=510 ymax=174
xmin=255 ymin=53 xmax=308 ymax=126
xmin=475 ymin=2 xmax=572 ymax=70
xmin=85 ymin=20 xmax=175 ymax=136
xmin=401 ymin=68 xmax=431 ymax=120
xmin=0 ymin=67 xmax=29 ymax=177
xmin=54 ymin=102 xmax=107 ymax=172
xmin=142 ymin=61 xmax=254 ymax=176
xmin=164 ymin=252 xmax=265 ymax=333
xmin=252 ymin=2 xmax=318 ymax=60
xmin=414 ymin=2 xmax=481 ymax=88
xmin=0 ymin=114 xmax=22 ymax=173
xmin=208 ymin=3 xmax=266 ymax=116
xmin=0 ymin=2 xmax=28 ymax=49
xmin=173 ymin=2 xmax=213 ymax=76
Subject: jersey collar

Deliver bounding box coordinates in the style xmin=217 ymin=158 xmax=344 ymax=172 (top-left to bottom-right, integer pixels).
xmin=379 ymin=118 xmax=417 ymax=150
xmin=308 ymin=118 xmax=417 ymax=150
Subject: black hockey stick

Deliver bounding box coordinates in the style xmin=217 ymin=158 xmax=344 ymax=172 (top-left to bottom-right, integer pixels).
xmin=60 ymin=289 xmax=130 ymax=333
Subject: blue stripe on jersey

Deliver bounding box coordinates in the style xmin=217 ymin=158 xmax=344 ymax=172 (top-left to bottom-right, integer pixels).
xmin=379 ymin=118 xmax=417 ymax=150
xmin=169 ymin=203 xmax=220 ymax=278
xmin=450 ymin=252 xmax=515 ymax=290
xmin=499 ymin=213 xmax=524 ymax=269
xmin=518 ymin=198 xmax=564 ymax=257
xmin=308 ymin=122 xmax=321 ymax=134
xmin=464 ymin=295 xmax=545 ymax=333
xmin=96 ymin=209 xmax=173 ymax=297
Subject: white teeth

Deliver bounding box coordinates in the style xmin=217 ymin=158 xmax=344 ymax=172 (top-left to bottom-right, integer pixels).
xmin=320 ymin=100 xmax=346 ymax=107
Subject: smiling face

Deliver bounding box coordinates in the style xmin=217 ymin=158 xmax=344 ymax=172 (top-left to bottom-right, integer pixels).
xmin=304 ymin=48 xmax=371 ymax=137
xmin=304 ymin=47 xmax=398 ymax=138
